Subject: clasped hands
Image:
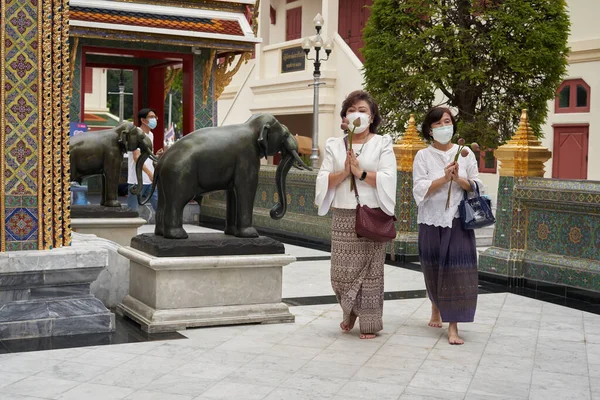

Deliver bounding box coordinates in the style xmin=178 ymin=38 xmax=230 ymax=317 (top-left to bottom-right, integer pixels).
xmin=444 ymin=161 xmax=459 ymax=182
xmin=344 ymin=150 xmax=362 ymax=178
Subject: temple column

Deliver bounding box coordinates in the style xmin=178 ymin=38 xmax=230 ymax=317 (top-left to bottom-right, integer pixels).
xmin=194 ymin=52 xmax=216 ymax=131
xmin=391 ymin=114 xmax=427 ymax=261
xmin=1 ymin=0 xmax=72 ymax=251
xmin=478 ymin=110 xmax=552 ymax=284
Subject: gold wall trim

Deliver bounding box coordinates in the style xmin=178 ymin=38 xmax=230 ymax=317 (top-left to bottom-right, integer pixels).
xmin=52 ymin=0 xmax=63 ymax=247
xmin=37 ymin=0 xmax=44 ymax=250
xmin=115 ymin=0 xmax=243 ymax=12
xmin=42 ymin=0 xmax=55 ymax=249
xmin=62 ymin=0 xmax=72 ymax=246
xmin=70 ymin=30 xmax=254 ymax=52
xmin=0 ymin=0 xmax=5 ymax=251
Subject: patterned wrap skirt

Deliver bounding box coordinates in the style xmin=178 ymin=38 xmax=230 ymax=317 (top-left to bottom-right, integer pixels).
xmin=330 ymin=208 xmax=387 ymax=334
xmin=418 ymin=217 xmax=478 ymax=323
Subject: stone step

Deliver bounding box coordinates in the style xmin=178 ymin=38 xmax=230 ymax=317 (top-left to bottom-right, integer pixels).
xmin=476 ymin=225 xmax=495 ymax=236
xmin=475 ymin=225 xmax=495 ymax=247
xmin=476 ymin=235 xmax=494 ymax=247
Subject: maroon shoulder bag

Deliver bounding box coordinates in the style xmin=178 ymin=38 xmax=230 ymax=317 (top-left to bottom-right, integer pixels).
xmin=344 ymin=137 xmax=397 ymax=242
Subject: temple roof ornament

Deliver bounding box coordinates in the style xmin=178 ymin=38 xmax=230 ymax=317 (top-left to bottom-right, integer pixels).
xmin=69 ymin=0 xmax=261 ymax=51
xmin=494 ymin=109 xmax=552 ymax=177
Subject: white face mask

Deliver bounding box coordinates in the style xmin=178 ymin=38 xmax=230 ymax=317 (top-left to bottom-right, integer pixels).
xmin=431 ymin=125 xmax=454 ymax=144
xmin=346 ymin=112 xmax=371 ymax=134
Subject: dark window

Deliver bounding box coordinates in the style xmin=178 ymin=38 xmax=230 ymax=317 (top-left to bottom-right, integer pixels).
xmin=558 ymin=86 xmax=570 ymax=108
xmin=576 ymin=84 xmax=588 ymax=108
xmin=555 ymin=79 xmax=590 ymax=113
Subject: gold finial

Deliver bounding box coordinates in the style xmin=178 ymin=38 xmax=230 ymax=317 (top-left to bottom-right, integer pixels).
xmin=393 ymin=114 xmax=427 ymax=172
xmin=506 ymin=108 xmax=542 ymax=147
xmin=521 ymin=109 xmax=528 ymax=120
xmin=398 ymin=114 xmax=420 ymax=144
xmin=494 ymin=108 xmax=551 ymax=177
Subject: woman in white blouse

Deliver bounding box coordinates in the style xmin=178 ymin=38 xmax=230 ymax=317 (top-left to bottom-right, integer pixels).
xmin=413 ymin=107 xmax=481 ymax=345
xmin=315 ymin=90 xmax=397 ymax=339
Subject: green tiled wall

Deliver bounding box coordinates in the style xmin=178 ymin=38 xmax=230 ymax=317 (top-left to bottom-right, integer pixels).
xmin=480 ymin=177 xmax=600 ymax=293
xmin=201 ymin=166 xmax=420 ymax=258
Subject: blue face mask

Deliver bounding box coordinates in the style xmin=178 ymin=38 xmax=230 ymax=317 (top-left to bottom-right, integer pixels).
xmin=147 ymin=118 xmax=157 ymax=130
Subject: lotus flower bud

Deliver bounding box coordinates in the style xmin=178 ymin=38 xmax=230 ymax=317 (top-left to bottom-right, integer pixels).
xmin=461 ymin=148 xmax=469 ymax=157
xmin=471 ymin=142 xmax=480 ymax=151
xmin=353 ymin=118 xmax=361 ymax=127
xmin=457 ymin=138 xmax=465 ymax=146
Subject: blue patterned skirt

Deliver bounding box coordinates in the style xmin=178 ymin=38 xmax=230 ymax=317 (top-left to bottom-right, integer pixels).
xmin=418 ymin=218 xmax=478 ymax=322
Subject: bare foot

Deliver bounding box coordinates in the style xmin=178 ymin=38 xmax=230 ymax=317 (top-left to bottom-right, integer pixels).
xmin=429 ymin=303 xmax=443 ymax=328
xmin=360 ymin=333 xmax=376 ymax=339
xmin=448 ymin=322 xmax=464 ymax=345
xmin=340 ymin=314 xmax=357 ymax=332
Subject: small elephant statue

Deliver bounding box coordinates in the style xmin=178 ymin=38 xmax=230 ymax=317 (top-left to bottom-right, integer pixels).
xmin=70 ymin=121 xmax=158 ymax=207
xmin=136 ymin=113 xmax=312 ymax=239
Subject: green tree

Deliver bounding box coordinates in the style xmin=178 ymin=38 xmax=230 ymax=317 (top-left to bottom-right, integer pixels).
xmin=362 ymin=0 xmax=570 ymax=148
xmin=106 ymin=69 xmax=134 ymax=121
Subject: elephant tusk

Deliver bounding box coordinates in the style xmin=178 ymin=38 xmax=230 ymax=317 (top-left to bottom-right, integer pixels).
xmin=291 ymin=150 xmax=312 ymax=171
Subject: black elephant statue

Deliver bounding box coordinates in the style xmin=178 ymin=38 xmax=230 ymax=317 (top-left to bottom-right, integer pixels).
xmin=136 ymin=113 xmax=311 ymax=239
xmin=70 ymin=121 xmax=157 ymax=207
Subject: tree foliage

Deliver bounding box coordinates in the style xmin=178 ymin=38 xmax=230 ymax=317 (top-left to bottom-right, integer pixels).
xmin=106 ymin=69 xmax=134 ymax=121
xmin=362 ymin=0 xmax=570 ymax=148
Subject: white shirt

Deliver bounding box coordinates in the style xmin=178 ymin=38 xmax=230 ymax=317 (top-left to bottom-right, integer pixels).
xmin=127 ymin=130 xmax=154 ymax=185
xmin=412 ymin=144 xmax=482 ymax=228
xmin=315 ymin=134 xmax=397 ymax=216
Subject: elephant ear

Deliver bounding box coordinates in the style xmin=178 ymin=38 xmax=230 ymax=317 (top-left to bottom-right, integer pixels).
xmin=116 ymin=122 xmax=131 ymax=151
xmin=257 ymin=124 xmax=269 ymax=160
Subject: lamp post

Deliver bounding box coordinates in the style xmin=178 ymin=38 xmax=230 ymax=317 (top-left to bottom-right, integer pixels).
xmin=107 ymin=69 xmax=133 ymax=122
xmin=302 ymin=13 xmax=334 ymax=168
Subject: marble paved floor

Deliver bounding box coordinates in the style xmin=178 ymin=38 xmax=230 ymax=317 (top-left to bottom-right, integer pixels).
xmin=0 ymin=226 xmax=598 ymax=400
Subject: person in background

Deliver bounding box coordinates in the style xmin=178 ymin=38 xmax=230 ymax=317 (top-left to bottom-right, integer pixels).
xmin=127 ymin=108 xmax=162 ymax=211
xmin=412 ymin=107 xmax=481 ymax=345
xmin=315 ymin=90 xmax=397 ymax=339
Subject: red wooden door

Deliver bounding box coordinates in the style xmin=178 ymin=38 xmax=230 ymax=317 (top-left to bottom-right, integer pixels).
xmin=286 ymin=7 xmax=302 ymax=41
xmin=552 ymin=124 xmax=589 ymax=179
xmin=338 ymin=0 xmax=372 ymax=62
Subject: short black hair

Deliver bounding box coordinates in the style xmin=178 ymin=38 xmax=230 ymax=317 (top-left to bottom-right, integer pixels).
xmin=137 ymin=108 xmax=156 ymax=126
xmin=340 ymin=90 xmax=382 ymax=134
xmin=421 ymin=107 xmax=457 ymax=141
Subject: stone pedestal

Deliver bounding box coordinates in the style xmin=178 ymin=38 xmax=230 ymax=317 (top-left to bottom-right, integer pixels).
xmin=72 ymin=232 xmax=131 ymax=308
xmin=0 ymin=245 xmax=115 ymax=340
xmin=71 ymin=205 xmax=146 ymax=247
xmin=117 ymin=233 xmax=296 ymax=333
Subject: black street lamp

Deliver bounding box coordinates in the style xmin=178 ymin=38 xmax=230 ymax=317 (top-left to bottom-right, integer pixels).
xmin=302 ymin=13 xmax=334 ymax=168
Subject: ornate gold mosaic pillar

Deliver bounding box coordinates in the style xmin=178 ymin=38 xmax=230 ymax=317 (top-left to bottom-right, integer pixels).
xmin=479 ymin=110 xmax=551 ymax=282
xmin=391 ymin=114 xmax=427 ymax=260
xmin=1 ymin=0 xmax=72 ymax=251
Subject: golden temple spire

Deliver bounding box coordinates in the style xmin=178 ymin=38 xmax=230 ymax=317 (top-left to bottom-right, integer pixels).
xmin=394 ymin=114 xmax=427 ymax=172
xmin=494 ymin=109 xmax=552 ymax=177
